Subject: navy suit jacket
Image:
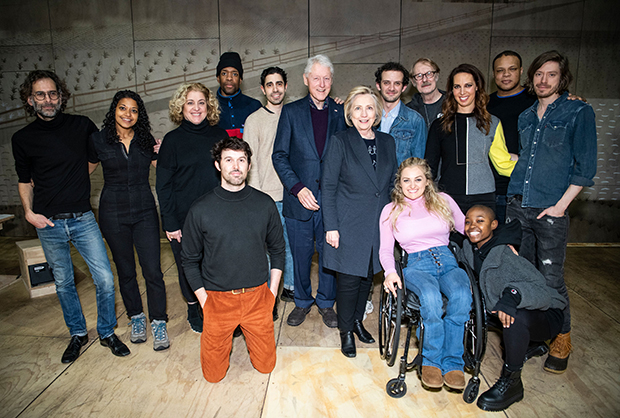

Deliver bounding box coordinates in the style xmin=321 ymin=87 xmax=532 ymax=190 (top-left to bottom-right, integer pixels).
xmin=272 ymin=95 xmax=346 ymax=221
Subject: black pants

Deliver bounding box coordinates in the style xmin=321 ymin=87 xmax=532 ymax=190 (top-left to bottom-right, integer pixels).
xmin=101 ymin=210 xmax=167 ymax=322
xmin=169 ymin=239 xmax=198 ymax=304
xmin=502 ymin=308 xmax=563 ymax=368
xmin=336 ymin=259 xmax=373 ymax=332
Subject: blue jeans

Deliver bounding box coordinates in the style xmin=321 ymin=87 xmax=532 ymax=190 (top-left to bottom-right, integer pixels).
xmin=274 ymin=201 xmax=294 ymax=290
xmin=36 ymin=211 xmax=117 ymax=339
xmin=402 ymin=246 xmax=471 ymax=373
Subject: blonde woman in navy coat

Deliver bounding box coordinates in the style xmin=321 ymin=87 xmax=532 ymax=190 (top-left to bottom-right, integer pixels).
xmin=322 ymin=86 xmax=398 ymax=357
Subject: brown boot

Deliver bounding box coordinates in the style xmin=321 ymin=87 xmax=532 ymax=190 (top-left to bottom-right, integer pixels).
xmin=443 ymin=370 xmax=466 ymax=390
xmin=544 ymin=332 xmax=572 ymax=373
xmin=421 ymin=366 xmax=443 ymax=389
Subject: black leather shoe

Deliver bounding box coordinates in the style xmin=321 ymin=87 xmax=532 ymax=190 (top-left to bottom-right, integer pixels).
xmin=340 ymin=331 xmax=356 ymax=358
xmin=353 ymin=320 xmax=375 ymax=344
xmin=61 ymin=334 xmax=89 ymax=363
xmin=280 ymin=288 xmax=294 ymax=303
xmin=100 ymin=333 xmax=130 ymax=357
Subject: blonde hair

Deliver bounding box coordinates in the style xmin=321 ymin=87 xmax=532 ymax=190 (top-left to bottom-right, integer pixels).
xmin=168 ymin=82 xmax=220 ymax=125
xmin=384 ymin=157 xmax=455 ymax=232
xmin=343 ymin=86 xmax=383 ymax=127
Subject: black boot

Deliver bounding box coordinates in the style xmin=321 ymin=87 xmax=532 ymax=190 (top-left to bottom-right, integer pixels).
xmin=353 ymin=320 xmax=375 ymax=344
xmin=340 ymin=331 xmax=356 ymax=358
xmin=272 ymin=296 xmax=280 ymax=322
xmin=187 ymin=303 xmax=203 ymax=333
xmin=477 ymin=364 xmax=524 ymax=411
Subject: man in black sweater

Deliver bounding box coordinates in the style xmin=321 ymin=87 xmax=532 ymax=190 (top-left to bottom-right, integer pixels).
xmin=182 ymin=137 xmax=285 ymax=383
xmin=12 ymin=70 xmax=129 ymax=363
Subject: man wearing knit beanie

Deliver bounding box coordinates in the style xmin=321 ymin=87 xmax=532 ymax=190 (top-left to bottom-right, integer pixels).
xmin=216 ymin=51 xmax=261 ymax=138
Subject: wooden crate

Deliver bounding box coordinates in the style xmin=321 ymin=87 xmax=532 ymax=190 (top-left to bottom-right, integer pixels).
xmin=16 ymin=239 xmax=56 ymax=298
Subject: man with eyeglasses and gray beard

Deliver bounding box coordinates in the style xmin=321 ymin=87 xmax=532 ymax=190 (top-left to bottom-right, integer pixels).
xmin=406 ymin=58 xmax=446 ymax=130
xmin=12 ymin=70 xmax=129 ymax=364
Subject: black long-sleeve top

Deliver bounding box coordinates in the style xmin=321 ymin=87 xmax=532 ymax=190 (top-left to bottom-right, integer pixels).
xmin=88 ymin=128 xmax=158 ymax=227
xmin=12 ymin=113 xmax=98 ymax=217
xmin=156 ymin=119 xmax=228 ymax=232
xmin=181 ymin=185 xmax=285 ymax=292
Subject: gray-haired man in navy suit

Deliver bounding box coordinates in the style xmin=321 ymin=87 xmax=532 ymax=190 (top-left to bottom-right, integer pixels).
xmin=272 ymin=55 xmax=347 ymax=328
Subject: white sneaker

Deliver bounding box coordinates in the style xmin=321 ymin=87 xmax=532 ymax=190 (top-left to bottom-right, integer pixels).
xmin=129 ymin=313 xmax=147 ymax=344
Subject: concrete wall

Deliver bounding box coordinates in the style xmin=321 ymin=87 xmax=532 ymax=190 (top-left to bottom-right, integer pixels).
xmin=1 ymin=0 xmax=619 ymax=240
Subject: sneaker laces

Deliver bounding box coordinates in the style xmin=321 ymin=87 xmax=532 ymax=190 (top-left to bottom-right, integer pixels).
xmin=152 ymin=321 xmax=168 ymax=342
xmin=130 ymin=315 xmax=146 ymax=336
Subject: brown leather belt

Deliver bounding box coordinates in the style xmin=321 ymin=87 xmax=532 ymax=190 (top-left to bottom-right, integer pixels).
xmin=230 ymin=285 xmax=260 ymax=295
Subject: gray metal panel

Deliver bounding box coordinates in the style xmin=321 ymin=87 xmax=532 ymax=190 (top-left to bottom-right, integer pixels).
xmin=310 ymin=0 xmax=400 ymax=36
xmin=0 ymin=0 xmax=51 ymax=46
xmin=132 ymin=0 xmax=219 ymax=40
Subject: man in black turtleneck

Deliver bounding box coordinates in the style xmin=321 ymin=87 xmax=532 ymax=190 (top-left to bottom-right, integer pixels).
xmin=182 ymin=137 xmax=284 ymax=383
xmin=12 ymin=70 xmax=129 ymax=364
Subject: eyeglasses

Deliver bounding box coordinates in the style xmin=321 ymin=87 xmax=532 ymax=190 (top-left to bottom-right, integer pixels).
xmin=32 ymin=91 xmax=60 ymax=101
xmin=412 ymin=71 xmax=437 ymax=81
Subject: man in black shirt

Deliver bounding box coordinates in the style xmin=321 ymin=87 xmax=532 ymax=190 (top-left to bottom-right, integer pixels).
xmin=182 ymin=137 xmax=284 ymax=382
xmin=487 ymin=51 xmax=536 ymax=223
xmin=12 ymin=70 xmax=129 ymax=363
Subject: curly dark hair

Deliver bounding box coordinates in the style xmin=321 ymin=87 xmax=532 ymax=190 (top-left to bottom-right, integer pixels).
xmin=441 ymin=63 xmax=492 ymax=135
xmin=102 ymin=90 xmax=154 ymax=151
xmin=374 ymin=62 xmax=410 ymax=87
xmin=211 ymin=136 xmax=251 ymax=165
xmin=19 ymin=70 xmax=71 ymax=116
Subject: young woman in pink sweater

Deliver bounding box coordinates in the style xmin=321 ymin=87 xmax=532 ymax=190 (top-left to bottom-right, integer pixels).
xmin=379 ymin=157 xmax=471 ymax=391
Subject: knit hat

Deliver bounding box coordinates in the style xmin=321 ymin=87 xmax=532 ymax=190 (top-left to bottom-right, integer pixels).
xmin=216 ymin=52 xmax=243 ymax=79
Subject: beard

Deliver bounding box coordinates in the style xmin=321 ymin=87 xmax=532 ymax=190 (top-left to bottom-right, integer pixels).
xmin=222 ymin=170 xmax=247 ymax=187
xmin=32 ymin=100 xmax=61 ymax=120
xmin=534 ymin=83 xmax=559 ymax=99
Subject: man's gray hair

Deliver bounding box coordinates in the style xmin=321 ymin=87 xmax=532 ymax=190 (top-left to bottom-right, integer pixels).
xmin=304 ymin=54 xmax=334 ymax=77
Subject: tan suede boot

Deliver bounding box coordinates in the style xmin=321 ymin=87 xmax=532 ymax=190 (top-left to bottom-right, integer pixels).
xmin=544 ymin=332 xmax=572 ymax=373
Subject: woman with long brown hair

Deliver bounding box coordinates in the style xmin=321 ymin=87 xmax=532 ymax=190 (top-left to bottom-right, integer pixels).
xmin=424 ymin=63 xmax=516 ymax=214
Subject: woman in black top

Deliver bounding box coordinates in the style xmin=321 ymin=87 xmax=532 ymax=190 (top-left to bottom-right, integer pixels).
xmin=424 ymin=64 xmax=516 ymax=215
xmin=322 ymin=86 xmax=398 ymax=358
xmin=156 ymin=83 xmax=228 ymax=333
xmin=89 ymin=90 xmax=169 ymax=351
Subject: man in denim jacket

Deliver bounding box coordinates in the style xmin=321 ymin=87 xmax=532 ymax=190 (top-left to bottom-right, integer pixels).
xmin=375 ymin=62 xmax=427 ymax=165
xmin=507 ymin=50 xmax=597 ymax=374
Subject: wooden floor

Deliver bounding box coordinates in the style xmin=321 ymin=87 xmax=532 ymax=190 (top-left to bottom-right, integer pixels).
xmin=0 ymin=236 xmax=619 ymax=418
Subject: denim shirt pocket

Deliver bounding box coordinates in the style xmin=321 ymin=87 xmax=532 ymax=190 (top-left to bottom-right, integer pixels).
xmin=543 ymin=120 xmax=568 ymax=148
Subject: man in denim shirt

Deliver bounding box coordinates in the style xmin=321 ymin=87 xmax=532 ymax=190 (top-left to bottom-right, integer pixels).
xmin=507 ymin=50 xmax=597 ymax=374
xmin=375 ymin=62 xmax=427 ymax=165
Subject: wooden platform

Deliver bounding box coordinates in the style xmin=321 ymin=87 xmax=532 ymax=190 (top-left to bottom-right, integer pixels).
xmin=0 ymin=236 xmax=618 ymax=418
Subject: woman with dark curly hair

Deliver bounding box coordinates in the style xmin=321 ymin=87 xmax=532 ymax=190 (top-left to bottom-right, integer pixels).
xmin=88 ymin=90 xmax=169 ymax=351
xmin=156 ymin=83 xmax=228 ymax=333
xmin=424 ymin=63 xmax=517 ymax=215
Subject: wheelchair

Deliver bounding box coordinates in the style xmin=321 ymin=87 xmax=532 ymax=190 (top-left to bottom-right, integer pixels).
xmin=378 ymin=242 xmax=487 ymax=403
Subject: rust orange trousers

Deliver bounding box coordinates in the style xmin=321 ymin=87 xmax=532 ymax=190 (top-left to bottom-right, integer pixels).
xmin=201 ymin=282 xmax=276 ymax=382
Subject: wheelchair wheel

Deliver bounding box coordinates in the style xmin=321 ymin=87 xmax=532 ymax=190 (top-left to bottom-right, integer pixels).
xmin=378 ymin=286 xmax=403 ymax=367
xmin=462 ymin=263 xmax=487 ymax=372
xmin=386 ymin=378 xmax=407 ymax=398
xmin=463 ymin=376 xmax=480 ymax=404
